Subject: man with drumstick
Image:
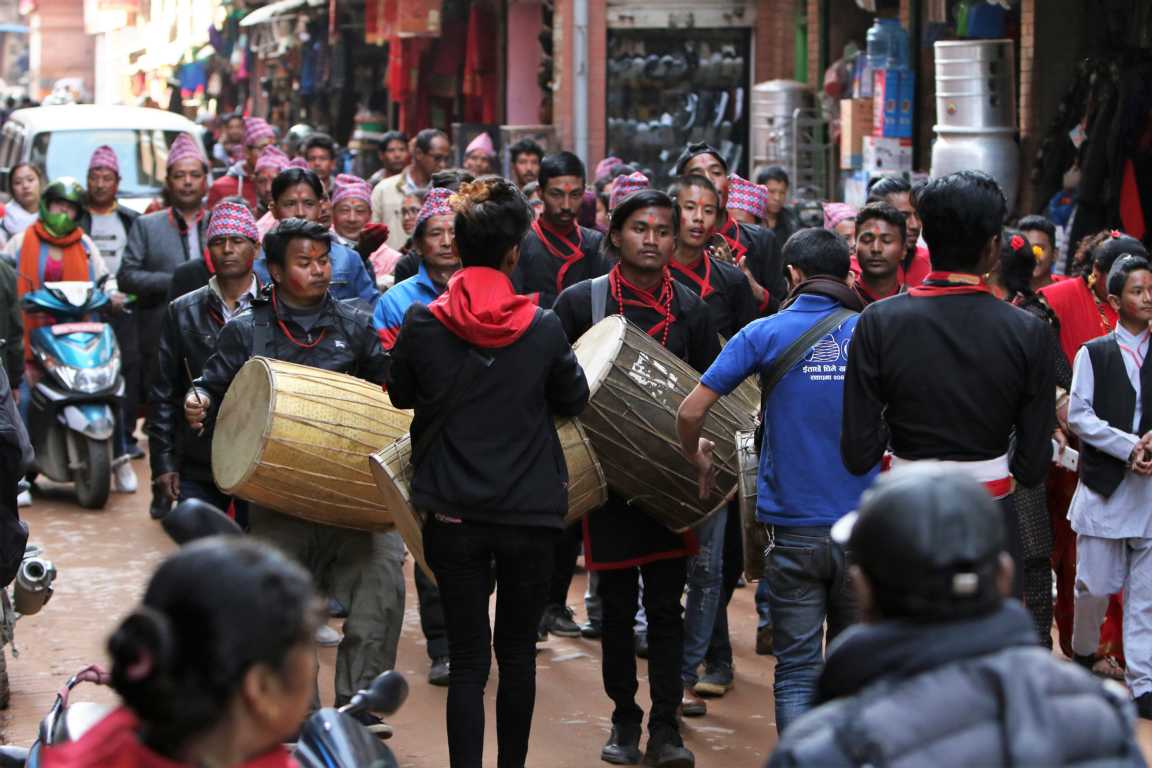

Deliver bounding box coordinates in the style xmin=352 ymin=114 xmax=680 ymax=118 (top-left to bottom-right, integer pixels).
xmin=553 ymin=188 xmax=719 ymax=768
xmin=184 ymin=217 xmax=405 ymax=714
xmin=150 ymin=201 xmax=261 ymax=521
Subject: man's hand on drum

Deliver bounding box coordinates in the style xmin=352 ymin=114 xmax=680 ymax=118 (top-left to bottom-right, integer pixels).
xmin=689 ymin=437 xmax=718 ymax=500
xmin=184 ymin=388 xmax=211 ymax=433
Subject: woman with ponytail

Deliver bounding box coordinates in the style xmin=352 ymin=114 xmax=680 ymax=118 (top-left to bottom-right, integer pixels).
xmin=44 ymin=537 xmax=322 ymax=767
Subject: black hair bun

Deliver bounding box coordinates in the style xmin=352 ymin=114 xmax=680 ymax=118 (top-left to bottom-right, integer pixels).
xmin=108 ymin=607 xmax=173 ymax=688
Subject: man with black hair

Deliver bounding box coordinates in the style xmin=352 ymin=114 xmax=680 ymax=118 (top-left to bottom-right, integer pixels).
xmin=186 ymin=217 xmax=403 ymax=711
xmin=866 ymin=175 xmax=931 ymax=287
xmin=842 ymin=171 xmax=1056 ymax=597
xmin=768 ymin=466 xmax=1141 ymax=767
xmin=553 ymin=189 xmax=717 ymax=768
xmin=853 ymin=202 xmax=907 ymax=305
xmin=754 ymin=165 xmax=797 ymax=245
xmin=1019 ymin=213 xmax=1059 ymax=290
xmin=679 ymin=227 xmax=874 ymax=734
xmin=509 ymin=138 xmax=544 ymax=188
xmin=677 ymin=143 xmax=786 ymax=317
xmin=369 ymin=131 xmax=410 ymax=186
xmin=372 ymin=128 xmax=452 ymax=250
xmin=1067 ymin=254 xmax=1152 ymax=718
xmin=301 ymin=133 xmax=338 ymax=191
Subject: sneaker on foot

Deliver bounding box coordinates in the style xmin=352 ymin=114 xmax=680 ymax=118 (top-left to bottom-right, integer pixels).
xmin=694 ymin=664 xmax=734 ymax=697
xmin=428 ymin=656 xmax=450 ymax=686
xmin=16 ymin=490 xmax=31 ymax=508
xmin=315 ymin=623 xmax=343 ymax=647
xmin=327 ymin=597 xmax=348 ymax=618
xmin=112 ymin=457 xmax=138 ymax=493
xmin=580 ymin=619 xmax=603 ymax=639
xmin=680 ymin=687 xmax=706 ymax=717
xmin=541 ymin=604 xmax=582 ymax=637
xmin=635 ymin=631 xmax=649 ymax=659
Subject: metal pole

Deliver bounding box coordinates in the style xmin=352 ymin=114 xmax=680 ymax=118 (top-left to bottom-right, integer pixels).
xmin=573 ymin=0 xmax=589 ymax=163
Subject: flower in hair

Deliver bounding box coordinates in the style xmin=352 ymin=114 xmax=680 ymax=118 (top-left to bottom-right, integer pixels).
xmin=1111 ymin=229 xmax=1122 ymax=239
xmin=1010 ymin=234 xmax=1026 ymax=251
xmin=1031 ymin=244 xmax=1045 ymax=261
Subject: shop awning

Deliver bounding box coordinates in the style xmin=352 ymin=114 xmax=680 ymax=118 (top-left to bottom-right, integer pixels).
xmin=239 ymin=0 xmax=326 ymax=28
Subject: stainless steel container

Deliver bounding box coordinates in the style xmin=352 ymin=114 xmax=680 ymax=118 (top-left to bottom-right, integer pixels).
xmin=931 ymin=39 xmax=1020 ymax=210
xmin=750 ymin=80 xmax=814 ymax=172
xmin=934 ymin=39 xmax=1016 ymax=129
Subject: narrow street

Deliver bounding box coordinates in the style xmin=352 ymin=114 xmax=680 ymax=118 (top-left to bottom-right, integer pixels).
xmin=1 ymin=451 xmax=780 ymax=767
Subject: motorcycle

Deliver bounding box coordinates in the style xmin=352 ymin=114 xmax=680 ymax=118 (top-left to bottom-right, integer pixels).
xmin=0 ymin=500 xmax=405 ymax=768
xmin=0 ymin=543 xmax=57 ymax=710
xmin=21 ymin=280 xmax=124 ymax=509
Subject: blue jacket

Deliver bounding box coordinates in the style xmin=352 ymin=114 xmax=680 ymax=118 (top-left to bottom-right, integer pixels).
xmin=371 ymin=263 xmax=443 ymax=349
xmin=254 ymin=238 xmax=378 ymax=307
xmin=701 ymin=293 xmax=878 ymax=527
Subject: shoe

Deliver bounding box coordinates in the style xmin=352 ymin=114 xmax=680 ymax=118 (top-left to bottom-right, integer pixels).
xmin=756 ymin=626 xmax=773 ymax=656
xmin=541 ymin=604 xmax=581 ymax=638
xmin=1137 ymin=692 xmax=1152 ymax=720
xmin=1092 ymin=655 xmax=1126 ymax=681
xmin=112 ymin=457 xmax=138 ymax=493
xmin=601 ymin=724 xmax=642 ymax=765
xmin=643 ymin=737 xmax=694 ymax=767
xmin=735 ymin=576 xmax=747 ymax=589
xmin=694 ymin=664 xmax=733 ymax=697
xmin=635 ymin=632 xmax=649 ymax=659
xmin=428 ymin=656 xmax=450 ymax=686
xmin=17 ymin=490 xmax=31 ymax=508
xmin=580 ymin=620 xmax=603 ymax=639
xmin=680 ymin=687 xmax=706 ymax=717
xmin=126 ymin=444 xmax=146 ymax=460
xmin=315 ymin=623 xmax=343 ymax=647
xmin=328 ymin=597 xmax=348 ymax=618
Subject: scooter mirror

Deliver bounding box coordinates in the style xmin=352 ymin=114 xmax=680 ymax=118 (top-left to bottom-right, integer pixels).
xmin=160 ymin=499 xmax=243 ymax=545
xmin=347 ymin=671 xmax=408 ymax=717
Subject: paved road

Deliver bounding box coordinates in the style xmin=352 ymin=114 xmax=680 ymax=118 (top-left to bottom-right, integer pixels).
xmin=0 ymin=452 xmax=781 ymax=767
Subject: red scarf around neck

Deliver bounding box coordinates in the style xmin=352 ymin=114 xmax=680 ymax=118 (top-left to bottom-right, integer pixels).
xmin=532 ymin=217 xmax=584 ymax=296
xmin=907 ymin=271 xmax=992 ymax=298
xmin=609 ymin=264 xmax=676 ymax=346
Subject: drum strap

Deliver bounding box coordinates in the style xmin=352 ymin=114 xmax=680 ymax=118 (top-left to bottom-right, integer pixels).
xmin=251 ymin=303 xmax=274 ymax=357
xmin=412 ymin=348 xmax=495 ymax=466
xmin=590 ymin=275 xmax=610 ymax=324
xmin=754 ymin=307 xmax=856 ymax=444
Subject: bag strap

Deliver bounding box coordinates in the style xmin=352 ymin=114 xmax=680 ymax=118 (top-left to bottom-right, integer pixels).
xmin=590 ymin=274 xmax=610 ymax=325
xmin=412 ymin=347 xmax=494 ymax=466
xmin=251 ymin=302 xmax=273 ymax=358
xmin=759 ymin=306 xmax=856 ymax=404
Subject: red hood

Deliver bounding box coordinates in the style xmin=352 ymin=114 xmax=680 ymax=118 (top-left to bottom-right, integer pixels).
xmin=428 ymin=267 xmax=538 ymax=348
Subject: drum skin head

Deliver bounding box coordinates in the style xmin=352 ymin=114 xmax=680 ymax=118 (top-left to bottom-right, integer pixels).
xmin=573 ymin=316 xmax=627 ymax=397
xmin=213 ymin=357 xmax=273 ymax=492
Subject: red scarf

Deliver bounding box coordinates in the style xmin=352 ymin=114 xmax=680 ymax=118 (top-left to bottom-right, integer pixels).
xmin=17 ymin=222 xmax=91 ymax=362
xmin=907 ymin=271 xmax=992 ymax=298
xmin=428 ymin=267 xmax=538 ymax=348
xmin=717 ymin=218 xmax=748 ymax=266
xmin=609 ymin=265 xmax=676 ymax=347
xmin=1039 ymin=276 xmax=1117 ymax=364
xmin=532 ymin=217 xmax=584 ymax=296
xmin=669 ymin=253 xmax=714 ymax=299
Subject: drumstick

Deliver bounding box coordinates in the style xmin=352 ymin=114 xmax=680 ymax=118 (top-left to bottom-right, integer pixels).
xmin=184 ymin=358 xmax=206 ymax=436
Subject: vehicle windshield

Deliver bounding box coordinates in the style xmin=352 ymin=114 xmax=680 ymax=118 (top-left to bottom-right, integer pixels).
xmin=29 ymin=129 xmax=197 ymax=197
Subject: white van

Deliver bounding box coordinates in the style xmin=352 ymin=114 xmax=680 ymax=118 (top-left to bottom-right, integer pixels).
xmin=0 ymin=105 xmax=209 ymax=213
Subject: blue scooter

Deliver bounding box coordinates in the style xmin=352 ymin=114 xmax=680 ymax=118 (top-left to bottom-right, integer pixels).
xmin=21 ymin=280 xmax=124 ymax=509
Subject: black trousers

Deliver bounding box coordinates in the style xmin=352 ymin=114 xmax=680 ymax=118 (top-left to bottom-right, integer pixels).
xmin=598 ymin=557 xmax=688 ymax=741
xmin=546 ymin=521 xmax=583 ymax=607
xmin=425 ymin=517 xmax=557 ymax=768
xmin=415 ymin=565 xmax=449 ymax=659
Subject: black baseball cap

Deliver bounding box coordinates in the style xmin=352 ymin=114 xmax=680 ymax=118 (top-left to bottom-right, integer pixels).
xmin=832 ymin=465 xmax=1006 ymax=622
xmin=674 ymin=143 xmax=727 ymax=176
xmin=1093 ymin=233 xmax=1148 ymax=274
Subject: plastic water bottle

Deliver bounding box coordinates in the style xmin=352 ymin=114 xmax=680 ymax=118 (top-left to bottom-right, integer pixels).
xmin=866 ymin=18 xmax=909 ymax=71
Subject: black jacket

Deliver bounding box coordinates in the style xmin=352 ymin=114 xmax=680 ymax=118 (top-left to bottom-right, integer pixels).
xmin=0 ymin=259 xmax=22 ymax=387
xmin=723 ymin=219 xmax=786 ymax=316
xmin=388 ymin=303 xmax=588 ymax=527
xmin=149 ymin=281 xmax=258 ymax=482
xmin=670 ymin=255 xmax=757 ymax=339
xmin=168 ymin=258 xmax=212 ymax=302
xmin=512 ymin=223 xmax=607 ymax=308
xmin=195 ymin=290 xmax=390 ymax=430
xmin=769 ymin=602 xmax=1141 ymax=767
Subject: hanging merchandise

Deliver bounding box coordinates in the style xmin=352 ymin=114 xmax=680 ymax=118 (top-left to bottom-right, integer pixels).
xmin=462 ymin=2 xmax=499 ymax=124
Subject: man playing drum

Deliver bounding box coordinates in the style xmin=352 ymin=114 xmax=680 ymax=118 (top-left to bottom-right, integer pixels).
xmin=553 ymin=188 xmax=719 ymax=768
xmin=184 ymin=217 xmax=404 ymax=713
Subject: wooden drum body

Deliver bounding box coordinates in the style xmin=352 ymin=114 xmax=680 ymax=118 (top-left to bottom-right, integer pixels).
xmin=736 ymin=428 xmax=769 ymax=581
xmin=212 ymin=357 xmax=411 ymax=530
xmin=369 ymin=419 xmax=606 ymax=581
xmin=572 ymin=316 xmax=759 ymax=532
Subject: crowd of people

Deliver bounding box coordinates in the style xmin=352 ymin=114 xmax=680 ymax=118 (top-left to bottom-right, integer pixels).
xmin=0 ymin=112 xmax=1150 ymax=768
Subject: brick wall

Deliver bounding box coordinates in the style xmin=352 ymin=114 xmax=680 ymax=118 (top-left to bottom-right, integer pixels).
xmin=29 ymin=0 xmax=94 ymax=100
xmin=807 ymin=0 xmax=819 ymax=87
xmin=756 ymin=0 xmax=796 ymax=82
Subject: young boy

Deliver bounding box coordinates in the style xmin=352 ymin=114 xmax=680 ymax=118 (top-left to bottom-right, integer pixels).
xmin=1068 ymin=253 xmax=1152 ymax=719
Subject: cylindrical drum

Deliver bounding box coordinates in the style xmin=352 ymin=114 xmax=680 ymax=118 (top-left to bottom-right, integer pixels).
xmin=212 ymin=357 xmax=411 ymax=530
xmin=573 ymin=316 xmax=759 ymax=532
xmin=368 ymin=419 xmax=607 ymax=581
xmin=735 ymin=428 xmax=768 ymax=582
xmin=932 ymin=39 xmax=1019 ymax=210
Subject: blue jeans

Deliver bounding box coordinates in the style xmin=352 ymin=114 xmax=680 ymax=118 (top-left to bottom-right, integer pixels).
xmin=767 ymin=524 xmax=856 ymax=734
xmin=680 ymin=507 xmax=726 ymax=686
xmin=756 ymin=579 xmax=773 ymax=630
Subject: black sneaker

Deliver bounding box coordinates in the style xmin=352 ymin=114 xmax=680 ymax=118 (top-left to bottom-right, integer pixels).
xmin=643 ymin=735 xmax=694 ymax=767
xmin=541 ymin=604 xmax=581 ymax=637
xmin=428 ymin=656 xmax=450 ymax=687
xmin=581 ymin=619 xmax=603 ymax=639
xmin=601 ymin=724 xmax=642 ymax=765
xmin=635 ymin=632 xmax=649 ymax=659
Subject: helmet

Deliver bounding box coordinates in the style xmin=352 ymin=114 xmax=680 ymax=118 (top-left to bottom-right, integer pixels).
xmin=284 ymin=123 xmax=315 ymax=157
xmin=39 ymin=177 xmax=86 ymax=238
